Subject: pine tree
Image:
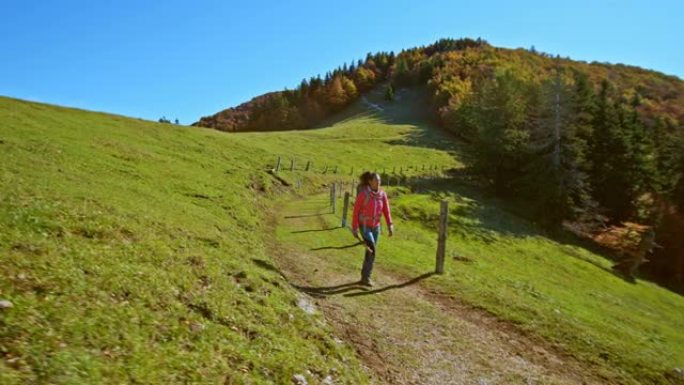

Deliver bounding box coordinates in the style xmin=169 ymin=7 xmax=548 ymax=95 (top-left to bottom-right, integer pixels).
xmin=514 ymin=67 xmax=593 ymax=223
xmin=469 ymin=71 xmax=532 ymax=196
xmin=385 ymin=85 xmax=395 ymax=101
xmin=393 ymin=58 xmax=412 ymax=86
xmin=654 ymin=118 xmax=684 ymax=198
xmin=589 ymin=81 xmax=623 ymax=218
xmin=591 ymin=94 xmax=639 ymax=220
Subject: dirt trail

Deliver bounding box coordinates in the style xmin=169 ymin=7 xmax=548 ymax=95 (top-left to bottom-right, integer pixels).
xmin=362 ymin=96 xmax=384 ymax=112
xmin=270 ymin=197 xmax=606 ymax=385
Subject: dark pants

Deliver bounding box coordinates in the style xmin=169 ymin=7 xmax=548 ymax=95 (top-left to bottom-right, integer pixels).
xmin=360 ymin=225 xmax=380 ymax=281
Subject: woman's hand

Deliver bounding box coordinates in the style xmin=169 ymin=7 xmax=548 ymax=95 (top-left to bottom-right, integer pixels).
xmin=388 ymin=224 xmax=394 ymax=237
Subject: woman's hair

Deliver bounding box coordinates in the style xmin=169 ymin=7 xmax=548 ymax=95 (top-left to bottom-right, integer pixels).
xmin=359 ymin=171 xmax=381 ymax=187
xmin=359 ymin=171 xmax=373 ymax=187
xmin=357 ymin=171 xmax=381 ymax=195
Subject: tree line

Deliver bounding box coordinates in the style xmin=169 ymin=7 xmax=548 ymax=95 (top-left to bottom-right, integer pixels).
xmin=390 ymin=41 xmax=684 ymax=287
xmin=195 ymin=52 xmax=396 ymax=131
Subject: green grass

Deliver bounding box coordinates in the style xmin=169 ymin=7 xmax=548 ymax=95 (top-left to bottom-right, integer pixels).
xmin=2 ymin=85 xmax=683 ymax=384
xmin=287 ymin=180 xmax=684 ymax=384
xmin=0 ymin=89 xmax=456 ymax=384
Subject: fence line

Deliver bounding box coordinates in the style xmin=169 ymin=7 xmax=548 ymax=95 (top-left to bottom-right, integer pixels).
xmin=270 ymin=156 xmax=452 ymax=273
xmin=270 ymin=156 xmax=447 ymax=178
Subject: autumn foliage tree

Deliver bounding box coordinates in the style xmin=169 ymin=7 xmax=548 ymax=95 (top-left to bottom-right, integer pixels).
xmin=196 ymin=52 xmax=395 ymax=132
xmin=384 ymin=40 xmax=683 ymax=284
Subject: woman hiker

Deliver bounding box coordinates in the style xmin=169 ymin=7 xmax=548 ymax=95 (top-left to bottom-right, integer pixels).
xmin=351 ymin=172 xmax=394 ymax=286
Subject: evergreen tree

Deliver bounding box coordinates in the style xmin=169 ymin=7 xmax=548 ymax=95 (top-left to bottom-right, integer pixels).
xmin=521 ymin=68 xmax=584 ymax=222
xmin=590 ymin=92 xmax=645 ymax=220
xmin=393 ymin=58 xmax=412 ymax=86
xmin=385 ymin=84 xmax=395 ymax=101
xmin=589 ymin=81 xmax=623 ymax=218
xmin=468 ymin=71 xmax=532 ymax=195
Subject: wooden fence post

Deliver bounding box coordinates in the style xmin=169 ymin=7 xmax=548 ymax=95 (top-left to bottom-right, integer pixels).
xmin=436 ymin=200 xmax=449 ymax=274
xmin=351 ymin=166 xmax=354 ymax=176
xmin=331 ymin=184 xmax=337 ymax=214
xmin=341 ymin=192 xmax=350 ymax=227
xmin=305 ymin=161 xmax=311 ymax=171
xmin=290 ymin=159 xmax=295 ymax=171
xmin=275 ymin=156 xmax=281 ymax=173
xmin=334 ymin=166 xmax=338 ymax=174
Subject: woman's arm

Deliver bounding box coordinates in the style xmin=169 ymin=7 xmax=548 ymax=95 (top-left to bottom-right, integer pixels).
xmin=351 ymin=192 xmax=364 ymax=234
xmin=382 ymin=193 xmax=393 ymax=235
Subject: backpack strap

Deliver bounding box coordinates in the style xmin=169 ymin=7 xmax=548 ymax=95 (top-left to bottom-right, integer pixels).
xmin=362 ymin=189 xmax=371 ymax=207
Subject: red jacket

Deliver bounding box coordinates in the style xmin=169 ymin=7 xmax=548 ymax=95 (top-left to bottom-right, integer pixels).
xmin=352 ymin=187 xmax=393 ymax=231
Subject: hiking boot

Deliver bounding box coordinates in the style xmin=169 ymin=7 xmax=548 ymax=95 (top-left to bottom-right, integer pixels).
xmin=360 ymin=278 xmax=374 ymax=287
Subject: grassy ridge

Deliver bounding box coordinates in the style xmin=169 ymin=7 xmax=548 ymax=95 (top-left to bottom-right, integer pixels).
xmin=0 ymin=90 xmax=456 ymax=384
xmin=0 ymin=97 xmax=346 ymax=384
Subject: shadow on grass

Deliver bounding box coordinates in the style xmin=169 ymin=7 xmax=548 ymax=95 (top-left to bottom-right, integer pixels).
xmin=284 ymin=213 xmax=325 ymax=219
xmin=291 ymin=227 xmax=339 ymax=234
xmin=311 ymin=242 xmax=362 ymax=251
xmin=289 ymin=271 xmax=435 ymax=299
xmin=344 ymin=272 xmax=436 ymax=297
xmin=388 ymin=174 xmax=541 ymax=242
xmin=396 ymin=175 xmax=657 ymax=288
xmin=251 ymin=259 xmax=369 ymax=297
xmin=252 ymin=258 xmax=283 ymax=275
xmin=293 ymin=281 xmax=370 ymax=298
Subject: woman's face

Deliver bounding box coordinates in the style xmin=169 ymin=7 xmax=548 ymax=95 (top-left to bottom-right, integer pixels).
xmin=370 ymin=176 xmax=380 ymax=190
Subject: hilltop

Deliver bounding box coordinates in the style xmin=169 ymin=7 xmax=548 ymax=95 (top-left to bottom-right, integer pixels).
xmin=195 ymin=38 xmax=684 ymax=133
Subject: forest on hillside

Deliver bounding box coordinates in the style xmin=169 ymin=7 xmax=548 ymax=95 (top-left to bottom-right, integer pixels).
xmin=195 ymin=38 xmax=684 ymax=290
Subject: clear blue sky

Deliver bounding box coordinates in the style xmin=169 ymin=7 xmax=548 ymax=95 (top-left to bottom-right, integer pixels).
xmin=1 ymin=0 xmax=682 ymax=124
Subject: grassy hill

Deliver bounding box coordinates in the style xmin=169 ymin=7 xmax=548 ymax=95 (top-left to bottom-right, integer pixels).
xmin=1 ymin=86 xmax=683 ymax=384
xmin=0 ymin=89 xmax=455 ymax=384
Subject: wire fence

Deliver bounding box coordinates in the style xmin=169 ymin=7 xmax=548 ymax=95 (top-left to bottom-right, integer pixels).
xmin=269 ymin=156 xmax=450 ymax=274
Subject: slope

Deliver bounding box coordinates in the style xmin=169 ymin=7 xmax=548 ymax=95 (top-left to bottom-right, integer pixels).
xmin=1 ymin=84 xmax=683 ymax=385
xmin=267 ymin=89 xmax=684 ymax=385
xmin=0 ymin=91 xmax=447 ymax=384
